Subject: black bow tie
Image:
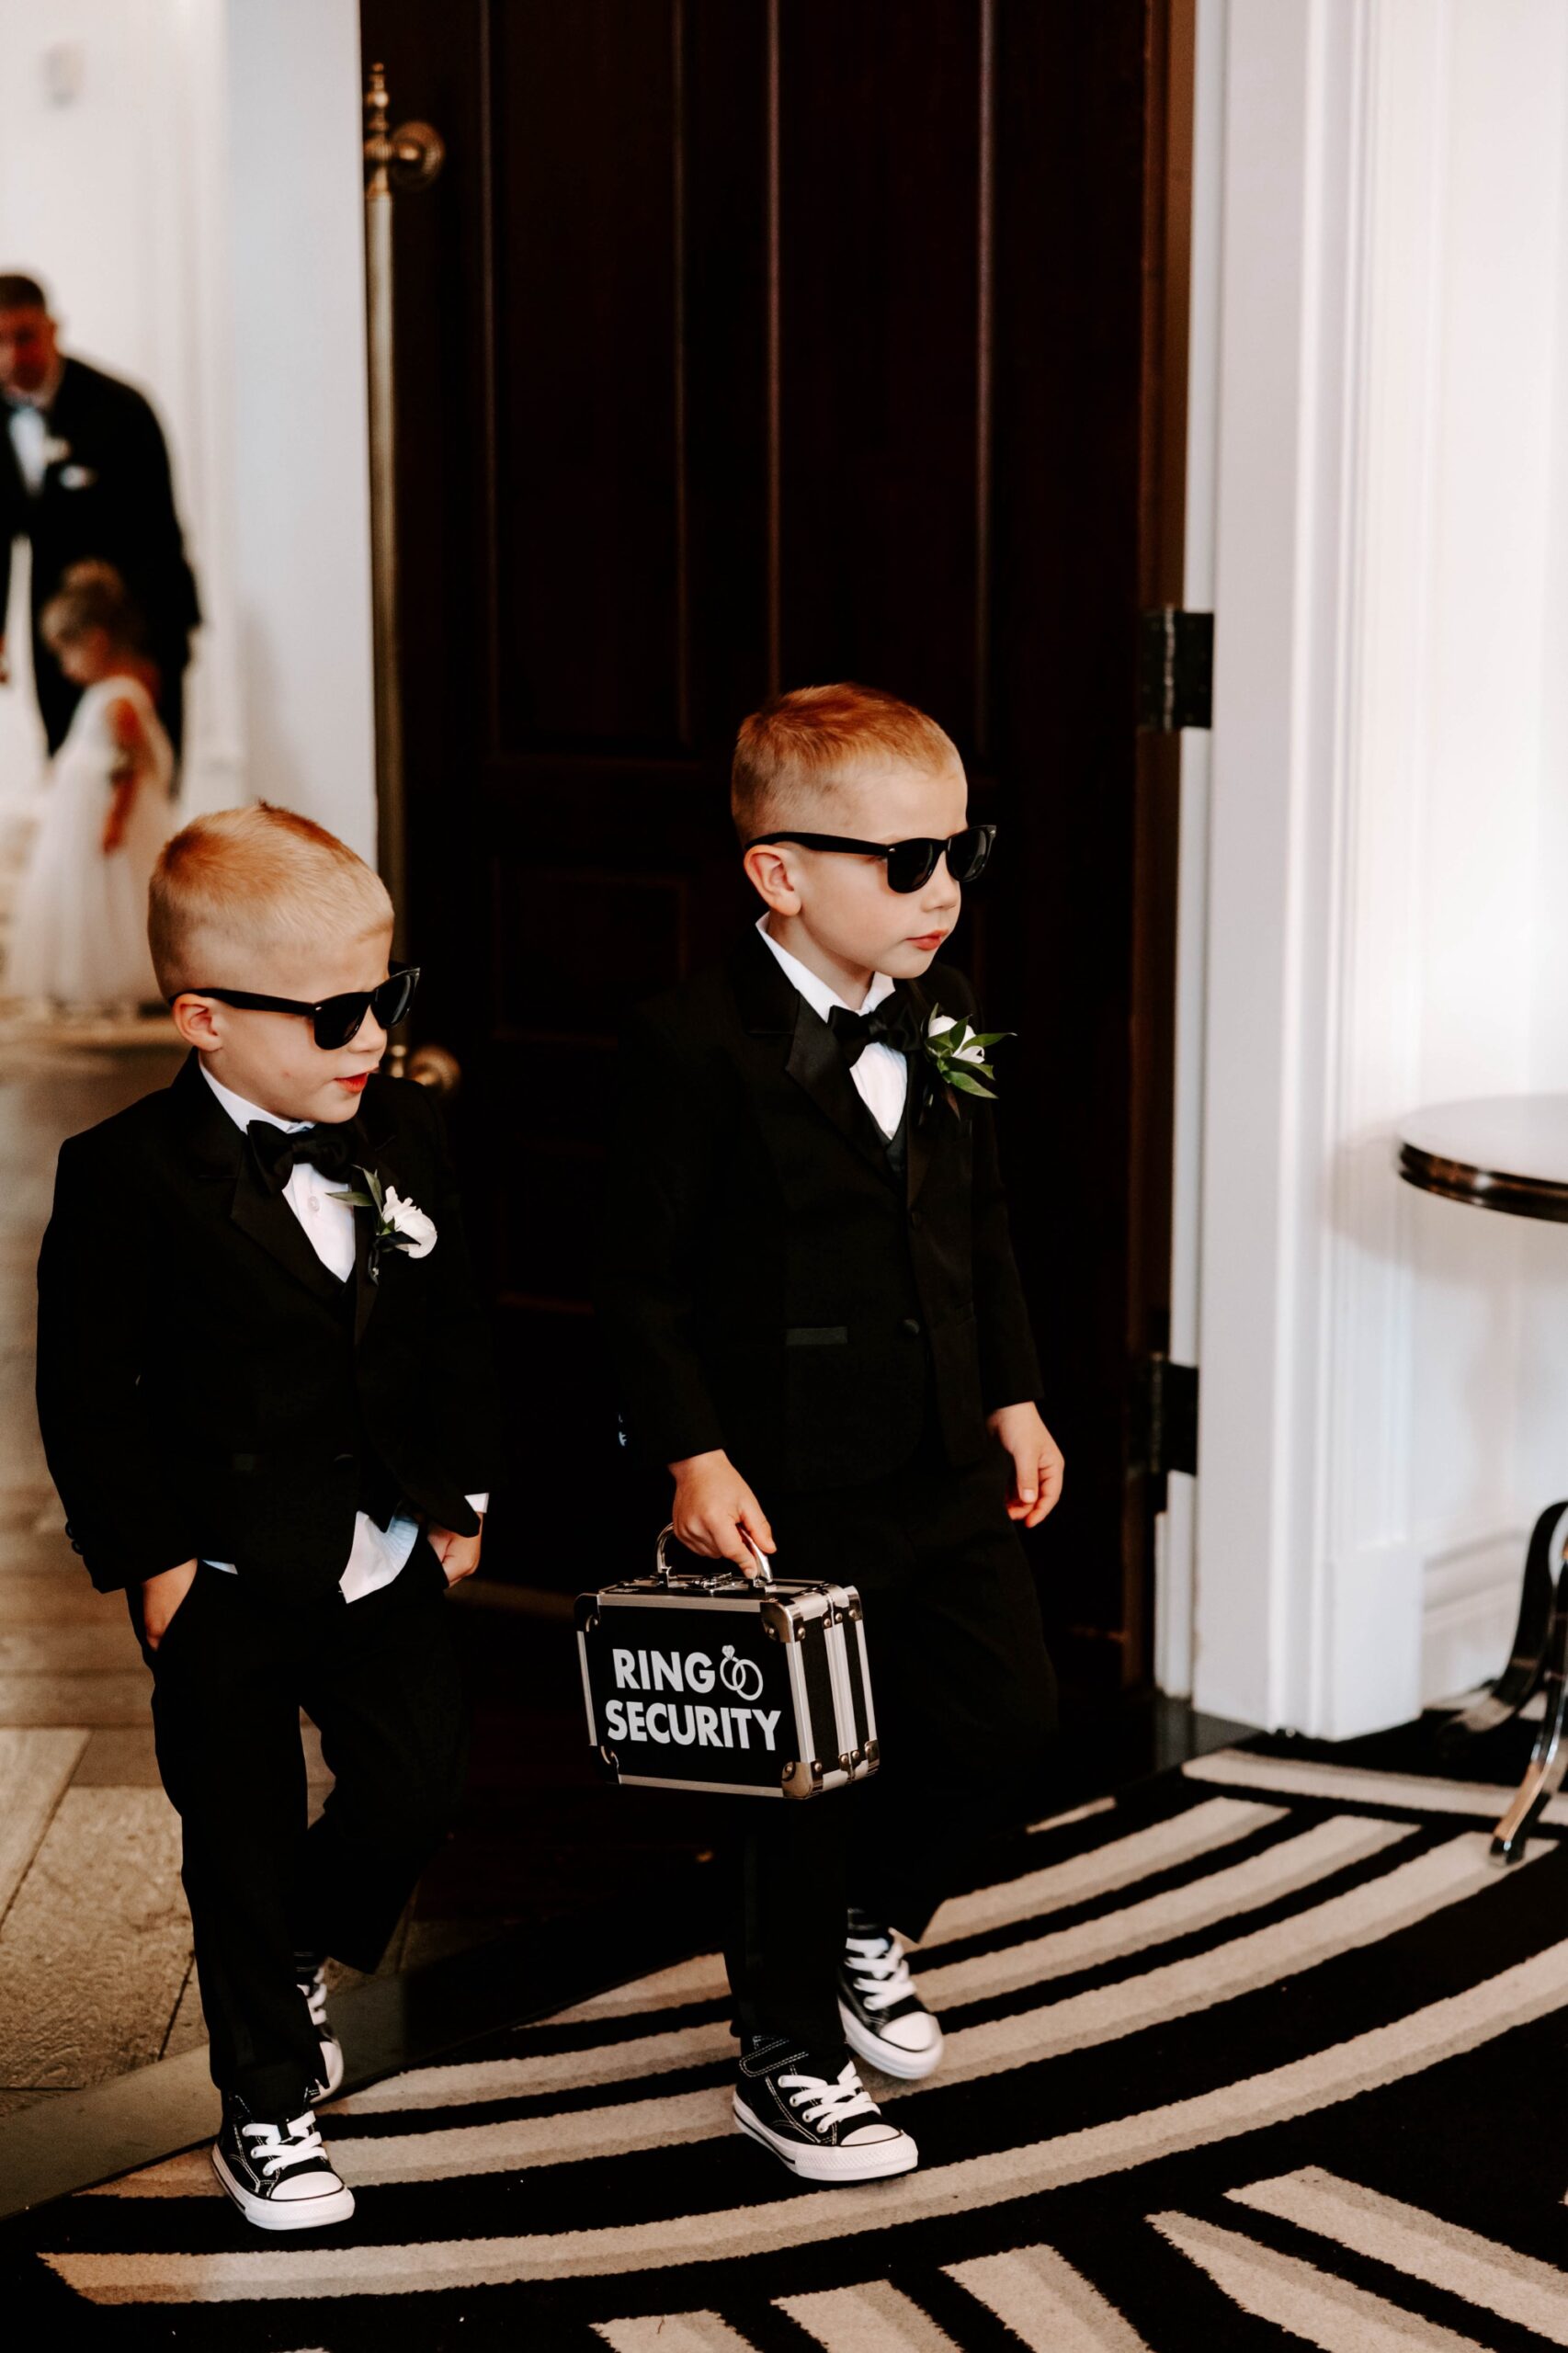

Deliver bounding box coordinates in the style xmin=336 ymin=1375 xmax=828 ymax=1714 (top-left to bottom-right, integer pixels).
xmin=827 ymin=993 xmax=923 ymax=1067
xmin=246 ymin=1119 xmax=367 ymax=1196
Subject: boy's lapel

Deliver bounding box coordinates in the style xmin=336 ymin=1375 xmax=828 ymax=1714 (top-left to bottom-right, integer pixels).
xmin=731 ymin=927 xmax=901 ymax=1188
xmin=352 ymin=1199 xmax=379 ymax=1340
xmin=350 ymin=1117 xmax=399 ymax=1344
xmin=171 ymin=1053 xmax=351 ymax=1316
xmin=232 ymin=1176 xmax=352 ymax=1315
xmin=899 ymin=969 xmax=932 ymax=1204
xmin=785 ymin=1005 xmax=903 ymax=1184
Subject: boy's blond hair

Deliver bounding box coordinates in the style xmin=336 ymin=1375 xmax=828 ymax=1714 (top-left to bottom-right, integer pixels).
xmin=149 ymin=803 xmax=392 ymax=998
xmin=732 ymin=682 xmax=959 ymax=845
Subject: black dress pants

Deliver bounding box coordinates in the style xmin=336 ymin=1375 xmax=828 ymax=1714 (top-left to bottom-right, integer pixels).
xmin=720 ymin=1449 xmax=1057 ymax=2055
xmin=131 ymin=1542 xmax=467 ymax=2114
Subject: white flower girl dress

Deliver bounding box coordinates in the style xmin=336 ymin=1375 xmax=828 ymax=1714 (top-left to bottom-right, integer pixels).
xmin=6 ymin=675 xmax=174 ymax=1009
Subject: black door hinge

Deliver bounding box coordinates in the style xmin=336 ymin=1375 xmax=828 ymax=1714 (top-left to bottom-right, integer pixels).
xmin=1134 ymin=1351 xmax=1199 ymax=1479
xmin=1138 ymin=608 xmax=1213 ymax=732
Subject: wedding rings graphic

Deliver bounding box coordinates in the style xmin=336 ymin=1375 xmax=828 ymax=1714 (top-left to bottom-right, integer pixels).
xmin=720 ymin=1644 xmax=765 ymax=1703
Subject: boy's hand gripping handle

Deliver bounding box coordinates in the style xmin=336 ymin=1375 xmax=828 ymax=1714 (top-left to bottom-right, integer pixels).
xmin=653 ymin=1522 xmax=774 ymax=1586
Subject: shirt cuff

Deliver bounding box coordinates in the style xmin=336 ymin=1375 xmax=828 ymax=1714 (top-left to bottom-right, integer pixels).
xmin=465 ymin=1493 xmax=489 ymax=1517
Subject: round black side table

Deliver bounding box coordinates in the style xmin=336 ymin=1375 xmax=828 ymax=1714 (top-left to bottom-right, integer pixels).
xmin=1397 ymin=1097 xmax=1568 ymax=1862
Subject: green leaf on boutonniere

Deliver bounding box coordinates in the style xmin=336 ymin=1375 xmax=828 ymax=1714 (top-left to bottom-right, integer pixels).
xmin=921 ymin=1006 xmax=1013 ymax=1105
xmin=332 ymin=1163 xmax=438 ymax=1282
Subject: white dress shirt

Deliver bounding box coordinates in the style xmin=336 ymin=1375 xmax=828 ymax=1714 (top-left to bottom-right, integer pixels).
xmin=6 ymin=357 xmax=63 ymax=496
xmin=7 ymin=402 xmax=47 ymax=496
xmin=756 ymin=918 xmax=908 ymax=1138
xmin=199 ymin=1067 xmax=485 ymax=1601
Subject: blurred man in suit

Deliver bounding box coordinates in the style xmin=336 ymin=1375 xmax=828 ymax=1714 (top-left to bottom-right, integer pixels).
xmin=0 ymin=273 xmax=200 ymax=767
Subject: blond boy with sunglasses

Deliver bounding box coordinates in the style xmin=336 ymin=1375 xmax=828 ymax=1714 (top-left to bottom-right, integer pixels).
xmin=37 ymin=803 xmax=497 ymax=2231
xmin=598 ymin=685 xmax=1062 ymax=2184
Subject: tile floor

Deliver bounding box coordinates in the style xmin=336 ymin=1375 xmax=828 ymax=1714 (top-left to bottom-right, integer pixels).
xmin=0 ymin=1035 xmax=188 ymax=2118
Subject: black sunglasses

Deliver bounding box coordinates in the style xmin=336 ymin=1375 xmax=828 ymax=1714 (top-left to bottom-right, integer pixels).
xmin=745 ymin=824 xmax=996 ymax=895
xmin=178 ymin=962 xmax=421 ymax=1051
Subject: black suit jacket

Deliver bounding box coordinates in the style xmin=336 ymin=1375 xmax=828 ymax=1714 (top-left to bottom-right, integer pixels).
xmin=596 ymin=927 xmax=1041 ymax=1493
xmin=37 ymin=1057 xmax=498 ymax=1597
xmin=1 ymin=358 xmax=200 ymax=745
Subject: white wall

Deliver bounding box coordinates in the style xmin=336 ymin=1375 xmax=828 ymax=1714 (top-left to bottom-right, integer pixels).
xmin=0 ymin=0 xmax=223 ymax=799
xmin=1191 ymin=0 xmax=1568 ymax=1735
xmin=226 ymin=0 xmax=377 ymax=860
xmin=0 ymin=0 xmax=374 ymax=854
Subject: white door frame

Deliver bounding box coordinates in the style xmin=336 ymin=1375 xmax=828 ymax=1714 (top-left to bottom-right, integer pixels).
xmin=1181 ymin=0 xmax=1568 ymax=1736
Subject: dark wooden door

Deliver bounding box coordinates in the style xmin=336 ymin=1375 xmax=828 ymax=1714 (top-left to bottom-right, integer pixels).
xmin=363 ymin=0 xmax=1187 ymax=1694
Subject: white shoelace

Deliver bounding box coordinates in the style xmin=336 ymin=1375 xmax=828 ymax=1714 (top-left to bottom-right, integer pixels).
xmin=242 ymin=2111 xmax=328 ymax=2177
xmin=846 ymin=1931 xmax=915 ymax=2013
xmin=779 ymin=2060 xmax=881 ymax=2135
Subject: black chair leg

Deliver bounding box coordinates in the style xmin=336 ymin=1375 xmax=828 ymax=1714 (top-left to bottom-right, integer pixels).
xmin=1490 ymin=1565 xmax=1568 ymax=1865
xmin=1440 ymin=1498 xmax=1567 ymax=1749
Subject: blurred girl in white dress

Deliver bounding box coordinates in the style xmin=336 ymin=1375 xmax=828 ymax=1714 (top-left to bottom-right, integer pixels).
xmin=7 ymin=562 xmax=174 ymax=1010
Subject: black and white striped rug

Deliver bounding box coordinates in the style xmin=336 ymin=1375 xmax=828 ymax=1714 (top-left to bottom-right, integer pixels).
xmin=9 ymin=1729 xmax=1568 ymax=2348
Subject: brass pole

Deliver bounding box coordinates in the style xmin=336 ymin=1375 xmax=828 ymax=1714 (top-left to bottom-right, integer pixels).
xmin=362 ymin=62 xmax=443 ymax=979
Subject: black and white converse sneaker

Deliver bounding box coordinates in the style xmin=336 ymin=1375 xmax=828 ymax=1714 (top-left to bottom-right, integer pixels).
xmin=733 ymin=2033 xmax=918 ymax=2182
xmin=211 ymin=2097 xmax=356 ymax=2230
xmin=296 ymin=1957 xmax=344 ymax=2101
xmin=838 ymin=1912 xmax=944 ymax=2080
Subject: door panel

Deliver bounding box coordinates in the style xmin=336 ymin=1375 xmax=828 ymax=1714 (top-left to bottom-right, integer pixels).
xmin=777 ymin=0 xmax=984 ymax=722
xmin=489 ymin=2 xmax=687 ymax=749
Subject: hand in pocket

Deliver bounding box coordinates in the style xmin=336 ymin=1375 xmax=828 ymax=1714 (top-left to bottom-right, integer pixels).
xmin=429 ymin=1523 xmax=483 ymax=1585
xmin=141 ymin=1558 xmax=199 ymax=1649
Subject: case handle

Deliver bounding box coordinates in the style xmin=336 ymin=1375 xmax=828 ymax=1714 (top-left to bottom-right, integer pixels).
xmin=654 ymin=1522 xmax=774 ymax=1586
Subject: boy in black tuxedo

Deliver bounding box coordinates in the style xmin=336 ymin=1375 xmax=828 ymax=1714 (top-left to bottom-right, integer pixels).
xmin=37 ymin=805 xmax=495 ymax=2232
xmin=598 ymin=683 xmax=1062 ymax=2183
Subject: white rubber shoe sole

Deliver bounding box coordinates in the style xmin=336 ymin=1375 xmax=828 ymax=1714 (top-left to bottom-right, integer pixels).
xmin=839 ymin=1999 xmax=945 ymax=2082
xmin=733 ymin=2097 xmax=919 ymax=2182
xmin=211 ymin=2144 xmax=357 ymax=2230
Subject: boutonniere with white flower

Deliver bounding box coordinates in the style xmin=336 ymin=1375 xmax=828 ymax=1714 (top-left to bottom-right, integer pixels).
xmin=332 ymin=1165 xmax=437 ymax=1281
xmin=41 ymin=436 xmax=72 ymax=468
xmin=922 ymin=1008 xmax=1012 ymax=1104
